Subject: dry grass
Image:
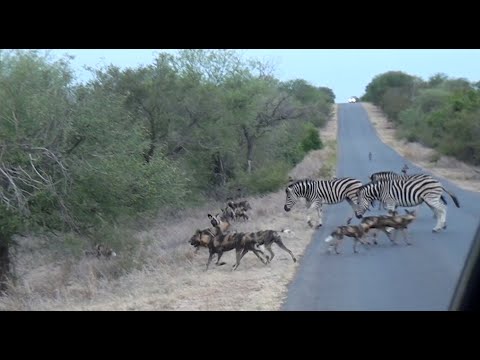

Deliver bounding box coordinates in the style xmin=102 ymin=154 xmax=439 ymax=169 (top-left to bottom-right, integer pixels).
xmin=362 ymin=102 xmax=480 ymax=192
xmin=0 ymin=106 xmax=339 ymax=311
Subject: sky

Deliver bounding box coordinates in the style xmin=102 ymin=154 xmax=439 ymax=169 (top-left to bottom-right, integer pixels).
xmin=47 ymin=49 xmax=480 ymax=103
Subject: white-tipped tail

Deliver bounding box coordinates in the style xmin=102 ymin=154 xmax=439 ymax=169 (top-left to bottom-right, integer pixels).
xmin=324 ymin=235 xmax=334 ymax=243
xmin=281 ymin=228 xmax=293 ymax=234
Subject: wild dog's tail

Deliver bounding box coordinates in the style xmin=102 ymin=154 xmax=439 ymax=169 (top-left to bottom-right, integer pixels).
xmin=279 ymin=228 xmax=302 ymax=240
xmin=324 ymin=235 xmax=334 ymax=243
xmin=443 ymin=187 xmax=460 ymax=208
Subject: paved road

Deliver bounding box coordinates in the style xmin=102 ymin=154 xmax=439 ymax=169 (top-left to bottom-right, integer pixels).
xmin=282 ymin=103 xmax=480 ymax=311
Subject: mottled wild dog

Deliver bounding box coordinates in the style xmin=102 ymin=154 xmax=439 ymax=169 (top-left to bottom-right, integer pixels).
xmin=189 ymin=212 xmax=231 ymax=259
xmin=206 ymin=220 xmax=268 ymax=271
xmin=324 ymin=223 xmax=372 ymax=254
xmin=360 ymin=209 xmax=417 ymax=245
xmin=234 ymin=207 xmax=249 ymax=221
xmin=85 ymin=243 xmax=117 ymax=258
xmin=228 ymin=200 xmax=252 ymax=211
xmin=249 ymin=230 xmax=297 ymax=263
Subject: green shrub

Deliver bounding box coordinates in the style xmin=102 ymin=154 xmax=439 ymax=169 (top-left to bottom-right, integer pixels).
xmin=301 ymin=125 xmax=323 ymax=153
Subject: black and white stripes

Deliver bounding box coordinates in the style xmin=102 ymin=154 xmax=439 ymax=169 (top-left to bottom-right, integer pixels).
xmin=284 ymin=177 xmax=363 ymax=228
xmin=355 ymin=176 xmax=460 ymax=232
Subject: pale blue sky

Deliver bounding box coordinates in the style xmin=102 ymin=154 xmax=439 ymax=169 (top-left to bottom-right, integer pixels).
xmin=48 ymin=49 xmax=480 ymax=103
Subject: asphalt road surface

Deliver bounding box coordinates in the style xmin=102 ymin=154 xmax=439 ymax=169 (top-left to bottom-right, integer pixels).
xmin=282 ymin=103 xmax=480 ymax=311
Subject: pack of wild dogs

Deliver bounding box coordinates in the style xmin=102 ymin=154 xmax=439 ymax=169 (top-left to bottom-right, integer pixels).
xmin=189 ymin=199 xmax=297 ymax=271
xmin=190 ymin=163 xmax=461 ymax=269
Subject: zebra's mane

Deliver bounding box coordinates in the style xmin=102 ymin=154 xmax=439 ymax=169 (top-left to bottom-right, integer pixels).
xmin=287 ymin=178 xmax=318 ymax=188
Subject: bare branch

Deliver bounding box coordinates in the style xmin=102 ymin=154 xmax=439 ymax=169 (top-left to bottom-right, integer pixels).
xmin=0 ymin=165 xmax=29 ymax=215
xmin=29 ymin=154 xmax=50 ymax=184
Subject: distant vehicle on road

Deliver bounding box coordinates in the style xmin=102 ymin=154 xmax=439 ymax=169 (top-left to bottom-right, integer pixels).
xmin=348 ymin=96 xmax=359 ymax=103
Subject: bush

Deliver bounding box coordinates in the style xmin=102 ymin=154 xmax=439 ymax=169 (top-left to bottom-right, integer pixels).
xmin=301 ymin=125 xmax=323 ymax=153
xmin=235 ymin=161 xmax=291 ymax=195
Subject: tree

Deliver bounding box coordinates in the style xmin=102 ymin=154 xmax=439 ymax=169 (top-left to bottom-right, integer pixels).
xmin=0 ymin=50 xmax=75 ymax=289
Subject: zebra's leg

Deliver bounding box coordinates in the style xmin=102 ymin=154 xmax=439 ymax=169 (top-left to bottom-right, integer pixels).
xmin=424 ymin=203 xmax=437 ymax=220
xmin=305 ymin=201 xmax=315 ymax=228
xmin=345 ymin=198 xmax=355 ymax=225
xmin=424 ymin=197 xmax=446 ymax=232
xmin=315 ymin=203 xmax=324 ymax=229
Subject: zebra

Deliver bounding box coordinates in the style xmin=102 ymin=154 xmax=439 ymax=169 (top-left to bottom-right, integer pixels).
xmin=354 ymin=177 xmax=460 ymax=233
xmin=284 ymin=177 xmax=363 ymax=228
xmin=369 ymin=171 xmax=431 ymax=182
xmin=368 ymin=171 xmax=448 ymax=214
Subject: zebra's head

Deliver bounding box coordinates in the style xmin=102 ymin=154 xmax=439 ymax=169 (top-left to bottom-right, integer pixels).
xmin=354 ymin=183 xmax=378 ymax=218
xmin=284 ymin=185 xmax=298 ymax=212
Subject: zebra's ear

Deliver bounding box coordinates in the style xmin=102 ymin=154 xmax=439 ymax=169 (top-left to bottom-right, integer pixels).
xmin=286 ymin=187 xmax=292 ymax=194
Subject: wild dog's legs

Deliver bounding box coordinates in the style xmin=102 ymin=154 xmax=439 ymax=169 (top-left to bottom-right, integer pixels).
xmin=265 ymin=244 xmax=275 ymax=262
xmin=232 ymin=248 xmax=248 ymax=271
xmin=381 ymin=228 xmax=399 ymax=245
xmin=400 ymin=228 xmax=412 ymax=245
xmin=274 ymin=238 xmax=297 ymax=262
xmin=206 ymin=251 xmax=217 ymax=270
xmin=215 ymin=252 xmax=226 ymax=266
xmin=334 ymin=235 xmax=343 ymax=254
xmin=251 ymin=247 xmax=268 ymax=265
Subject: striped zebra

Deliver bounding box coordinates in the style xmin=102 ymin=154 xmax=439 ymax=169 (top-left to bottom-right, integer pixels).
xmin=284 ymin=177 xmax=363 ymax=228
xmin=354 ymin=177 xmax=460 ymax=232
xmin=369 ymin=171 xmax=448 ymax=213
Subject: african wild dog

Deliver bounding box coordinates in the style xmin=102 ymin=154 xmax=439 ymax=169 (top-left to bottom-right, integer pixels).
xmin=359 ymin=209 xmax=418 ymax=245
xmin=189 ymin=211 xmax=232 ymax=257
xmin=85 ymin=244 xmax=117 ymax=258
xmin=324 ymin=222 xmax=373 ymax=254
xmin=189 ymin=213 xmax=263 ymax=269
xmin=249 ymin=230 xmax=297 ymax=263
xmin=228 ymin=200 xmax=252 ymax=212
xmin=234 ymin=207 xmax=249 ymax=221
xmin=205 ymin=220 xmax=268 ymax=271
xmin=210 ymin=213 xmax=296 ymax=264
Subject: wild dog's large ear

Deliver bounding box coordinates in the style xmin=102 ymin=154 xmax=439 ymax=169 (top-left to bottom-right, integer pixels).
xmin=208 ymin=214 xmax=213 ymax=220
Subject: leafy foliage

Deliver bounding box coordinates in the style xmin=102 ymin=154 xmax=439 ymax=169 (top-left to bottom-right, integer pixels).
xmin=363 ymin=69 xmax=480 ymax=165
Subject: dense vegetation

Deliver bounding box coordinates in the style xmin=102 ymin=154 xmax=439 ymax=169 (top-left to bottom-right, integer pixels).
xmin=0 ymin=49 xmax=334 ymax=287
xmin=362 ymin=71 xmax=480 ymax=166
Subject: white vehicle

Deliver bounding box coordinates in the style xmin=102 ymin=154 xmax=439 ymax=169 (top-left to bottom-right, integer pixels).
xmin=347 ymin=97 xmax=358 ymax=103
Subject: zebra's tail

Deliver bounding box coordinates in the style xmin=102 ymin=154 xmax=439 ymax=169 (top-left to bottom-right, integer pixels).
xmin=443 ymin=187 xmax=460 ymax=208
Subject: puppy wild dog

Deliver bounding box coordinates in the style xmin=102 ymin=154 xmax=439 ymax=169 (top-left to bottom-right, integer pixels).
xmin=324 ymin=223 xmax=372 ymax=254
xmin=360 ymin=209 xmax=417 ymax=245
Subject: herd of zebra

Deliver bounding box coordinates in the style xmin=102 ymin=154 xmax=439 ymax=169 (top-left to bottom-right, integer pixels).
xmin=284 ymin=166 xmax=460 ymax=233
